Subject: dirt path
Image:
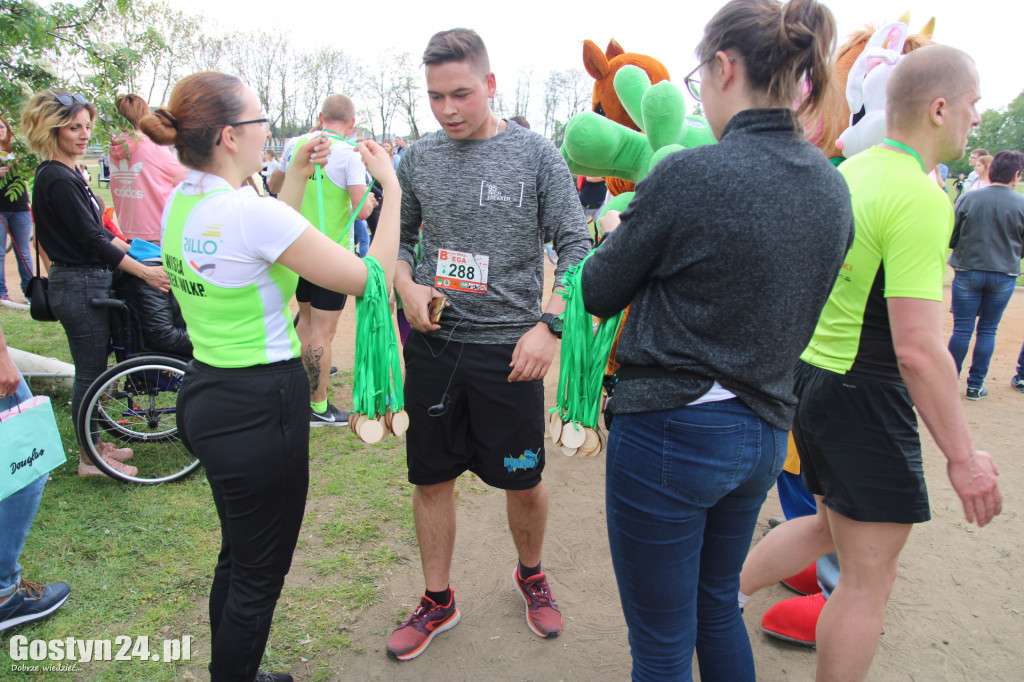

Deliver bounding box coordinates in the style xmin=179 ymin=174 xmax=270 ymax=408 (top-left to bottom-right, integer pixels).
xmin=6 ymin=257 xmax=1021 ymax=681
xmin=315 ymin=262 xmax=1024 ymax=682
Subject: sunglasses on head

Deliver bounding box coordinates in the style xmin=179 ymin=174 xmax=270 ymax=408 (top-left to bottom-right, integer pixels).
xmin=55 ymin=93 xmax=88 ymax=107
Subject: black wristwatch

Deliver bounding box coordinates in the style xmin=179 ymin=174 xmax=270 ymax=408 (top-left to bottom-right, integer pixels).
xmin=540 ymin=313 xmax=563 ymax=339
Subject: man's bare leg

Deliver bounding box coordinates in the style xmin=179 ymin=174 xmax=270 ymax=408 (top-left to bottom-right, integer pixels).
xmin=816 ymin=507 xmax=911 ymax=682
xmin=413 ymin=480 xmax=457 ymax=592
xmin=298 ymin=304 xmax=342 ymax=405
xmin=740 ymin=496 xmax=835 ymax=596
xmin=507 ymin=481 xmax=548 ymax=567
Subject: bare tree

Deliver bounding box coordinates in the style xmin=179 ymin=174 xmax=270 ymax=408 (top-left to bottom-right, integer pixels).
xmin=365 ymin=49 xmax=402 ymax=141
xmin=392 ymin=52 xmax=422 ymax=139
xmin=543 ymin=68 xmax=589 ymax=144
xmin=513 ymin=67 xmax=533 ymax=118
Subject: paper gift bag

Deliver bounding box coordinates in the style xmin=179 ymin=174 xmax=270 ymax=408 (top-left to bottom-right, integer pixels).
xmin=0 ymin=396 xmax=67 ymax=500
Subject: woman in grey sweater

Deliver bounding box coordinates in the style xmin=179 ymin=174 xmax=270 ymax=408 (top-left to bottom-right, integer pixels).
xmin=947 ymin=149 xmax=1024 ymax=399
xmin=579 ymin=0 xmax=854 ymax=679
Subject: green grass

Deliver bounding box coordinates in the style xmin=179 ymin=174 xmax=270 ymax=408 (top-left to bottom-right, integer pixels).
xmin=1 ymin=307 xmax=416 ymax=680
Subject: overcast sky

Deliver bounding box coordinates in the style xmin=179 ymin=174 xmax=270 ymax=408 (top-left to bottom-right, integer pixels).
xmin=168 ymin=0 xmax=1022 ymax=134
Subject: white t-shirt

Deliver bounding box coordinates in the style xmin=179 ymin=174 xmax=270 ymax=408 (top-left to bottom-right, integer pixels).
xmin=279 ymin=135 xmax=366 ymax=192
xmin=161 ymin=170 xmax=308 ymax=288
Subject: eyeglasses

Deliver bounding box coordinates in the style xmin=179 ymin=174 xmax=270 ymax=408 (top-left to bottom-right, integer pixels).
xmin=55 ymin=93 xmax=88 ymax=107
xmin=227 ymin=117 xmax=270 ymax=130
xmin=683 ymin=56 xmax=738 ymax=103
xmin=214 ymin=114 xmax=270 ymax=145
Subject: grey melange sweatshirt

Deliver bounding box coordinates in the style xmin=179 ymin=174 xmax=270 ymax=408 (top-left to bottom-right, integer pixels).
xmin=397 ymin=121 xmax=592 ymax=345
xmin=581 ymin=109 xmax=855 ymax=430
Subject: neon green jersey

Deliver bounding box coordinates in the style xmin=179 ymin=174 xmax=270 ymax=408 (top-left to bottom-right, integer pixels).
xmin=161 ymin=172 xmax=305 ymax=368
xmin=801 ymin=147 xmax=953 ymax=383
xmin=283 ymin=131 xmax=361 ymax=248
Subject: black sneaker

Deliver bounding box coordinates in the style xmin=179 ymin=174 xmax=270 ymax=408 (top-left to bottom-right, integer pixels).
xmin=311 ymin=403 xmax=348 ymax=427
xmin=966 ymin=386 xmax=988 ymax=401
xmin=0 ymin=579 xmax=71 ymax=630
xmin=330 ymin=365 xmax=339 ymax=377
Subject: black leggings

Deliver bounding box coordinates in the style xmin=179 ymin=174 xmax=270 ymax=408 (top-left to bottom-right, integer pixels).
xmin=177 ymin=358 xmax=309 ymax=682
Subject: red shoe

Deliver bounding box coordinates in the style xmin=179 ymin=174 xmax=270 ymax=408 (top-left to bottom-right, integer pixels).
xmin=386 ymin=593 xmax=460 ymax=661
xmin=513 ymin=566 xmax=563 ymax=638
xmin=761 ymin=593 xmax=825 ymax=647
xmin=781 ymin=563 xmax=822 ymax=596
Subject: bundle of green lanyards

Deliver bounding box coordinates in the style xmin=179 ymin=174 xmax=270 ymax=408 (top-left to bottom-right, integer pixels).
xmin=350 ymin=256 xmax=408 ymax=443
xmin=550 ymin=250 xmax=624 ymax=456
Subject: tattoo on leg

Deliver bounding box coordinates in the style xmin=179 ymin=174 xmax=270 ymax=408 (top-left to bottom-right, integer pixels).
xmin=304 ymin=344 xmax=324 ymax=393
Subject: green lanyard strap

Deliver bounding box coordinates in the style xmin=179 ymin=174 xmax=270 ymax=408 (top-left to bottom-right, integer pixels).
xmin=313 ymin=129 xmax=373 ymax=246
xmin=352 ymin=256 xmax=404 ymax=415
xmin=881 ymin=138 xmax=926 ymax=173
xmin=554 ymin=249 xmax=624 ymax=429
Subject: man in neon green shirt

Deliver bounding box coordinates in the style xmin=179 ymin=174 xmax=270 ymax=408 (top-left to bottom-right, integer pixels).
xmin=739 ymin=45 xmax=1002 ymax=680
xmin=269 ymin=94 xmax=376 ymax=425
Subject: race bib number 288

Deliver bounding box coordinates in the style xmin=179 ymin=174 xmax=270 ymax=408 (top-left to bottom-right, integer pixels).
xmin=435 ymin=249 xmax=489 ymax=294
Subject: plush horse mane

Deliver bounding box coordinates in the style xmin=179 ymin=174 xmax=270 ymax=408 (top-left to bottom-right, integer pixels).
xmin=802 ymin=16 xmax=936 ymax=158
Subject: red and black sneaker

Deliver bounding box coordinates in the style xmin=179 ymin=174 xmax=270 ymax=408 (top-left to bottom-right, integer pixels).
xmin=513 ymin=566 xmax=563 ymax=638
xmin=386 ymin=593 xmax=461 ymax=661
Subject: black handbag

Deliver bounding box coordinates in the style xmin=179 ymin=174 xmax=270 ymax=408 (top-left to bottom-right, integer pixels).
xmin=27 ymin=247 xmax=57 ymax=322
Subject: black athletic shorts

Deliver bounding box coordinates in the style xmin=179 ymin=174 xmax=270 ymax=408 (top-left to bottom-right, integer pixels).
xmin=295 ymin=277 xmax=346 ymax=312
xmin=794 ymin=361 xmax=930 ymax=524
xmin=403 ymin=330 xmax=545 ymax=490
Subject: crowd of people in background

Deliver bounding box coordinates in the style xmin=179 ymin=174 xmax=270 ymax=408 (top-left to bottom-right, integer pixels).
xmin=0 ymin=1 xmax=1020 ymax=680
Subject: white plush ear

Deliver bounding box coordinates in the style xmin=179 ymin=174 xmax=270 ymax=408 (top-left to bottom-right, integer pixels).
xmin=846 ymin=22 xmax=907 ymax=115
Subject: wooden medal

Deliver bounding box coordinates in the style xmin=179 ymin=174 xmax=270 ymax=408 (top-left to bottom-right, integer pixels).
xmin=358 ymin=417 xmax=385 ymax=444
xmin=560 ymin=421 xmax=586 ymax=449
xmin=578 ymin=427 xmax=601 ymax=457
xmin=557 ymin=443 xmax=578 ymax=457
xmin=390 ymin=410 xmax=410 ymax=437
xmin=547 ymin=411 xmax=563 ymax=444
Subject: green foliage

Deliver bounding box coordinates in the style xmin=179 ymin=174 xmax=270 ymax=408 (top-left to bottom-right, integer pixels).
xmin=0 ymin=0 xmax=145 ymax=181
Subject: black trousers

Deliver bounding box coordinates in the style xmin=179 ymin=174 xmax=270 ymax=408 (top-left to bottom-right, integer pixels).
xmin=178 ymin=358 xmax=309 ymax=682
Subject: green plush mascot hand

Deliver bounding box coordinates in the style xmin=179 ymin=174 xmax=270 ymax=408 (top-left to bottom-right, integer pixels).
xmin=560 ymin=65 xmax=717 ymax=190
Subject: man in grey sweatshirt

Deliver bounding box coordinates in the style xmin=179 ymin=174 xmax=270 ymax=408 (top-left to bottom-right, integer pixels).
xmin=387 ymin=28 xmax=591 ymax=661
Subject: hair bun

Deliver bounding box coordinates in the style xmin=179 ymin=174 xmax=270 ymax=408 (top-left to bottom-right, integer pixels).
xmin=139 ymin=108 xmax=178 ymax=146
xmin=155 ymin=109 xmax=178 ymax=130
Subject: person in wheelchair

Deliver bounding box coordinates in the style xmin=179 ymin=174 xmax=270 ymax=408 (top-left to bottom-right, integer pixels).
xmin=113 ymin=240 xmax=192 ymax=359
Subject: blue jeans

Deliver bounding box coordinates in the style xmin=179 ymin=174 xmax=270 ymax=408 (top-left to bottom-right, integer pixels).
xmin=353 ymin=219 xmax=370 ymax=258
xmin=948 ymin=269 xmax=1017 ymax=388
xmin=47 ymin=266 xmax=113 ymax=443
xmin=1017 ymin=341 xmax=1024 ymax=379
xmin=606 ymin=399 xmax=785 ymax=682
xmin=0 ymin=211 xmax=34 ymax=298
xmin=0 ymin=370 xmax=47 ymax=597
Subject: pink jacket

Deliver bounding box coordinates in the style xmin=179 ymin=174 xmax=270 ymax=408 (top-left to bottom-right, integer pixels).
xmin=109 ymin=133 xmax=186 ymax=243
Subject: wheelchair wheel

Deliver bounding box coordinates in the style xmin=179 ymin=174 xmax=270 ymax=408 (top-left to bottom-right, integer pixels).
xmin=78 ymin=354 xmax=200 ymax=484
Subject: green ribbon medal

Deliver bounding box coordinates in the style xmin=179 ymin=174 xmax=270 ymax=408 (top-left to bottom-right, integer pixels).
xmin=350 ymin=256 xmax=407 ymax=442
xmin=550 ymin=249 xmax=624 ymax=456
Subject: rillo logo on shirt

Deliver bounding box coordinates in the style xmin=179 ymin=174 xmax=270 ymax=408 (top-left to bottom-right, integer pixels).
xmin=479 ymin=181 xmax=524 ymax=207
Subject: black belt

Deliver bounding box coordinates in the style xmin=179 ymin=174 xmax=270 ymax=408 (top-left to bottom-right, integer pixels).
xmin=50 ymin=261 xmax=110 ymax=270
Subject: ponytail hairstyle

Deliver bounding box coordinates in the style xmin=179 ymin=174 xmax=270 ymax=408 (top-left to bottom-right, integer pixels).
xmin=115 ymin=94 xmax=150 ymax=130
xmin=139 ymin=72 xmax=246 ymax=169
xmin=697 ymin=0 xmax=837 ymax=118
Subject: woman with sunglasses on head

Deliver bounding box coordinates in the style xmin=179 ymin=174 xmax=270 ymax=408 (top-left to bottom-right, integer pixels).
xmin=579 ymin=0 xmax=854 ymax=679
xmin=21 ymin=90 xmax=171 ymax=478
xmin=139 ymin=72 xmax=399 ymax=682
